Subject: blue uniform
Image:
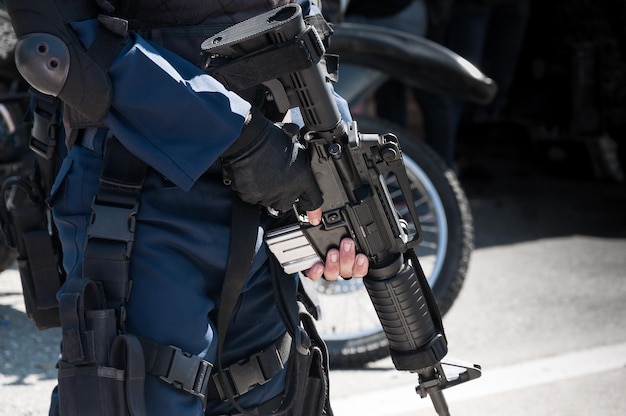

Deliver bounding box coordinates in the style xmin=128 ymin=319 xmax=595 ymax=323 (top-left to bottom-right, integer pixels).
xmin=46 ymin=1 xmax=350 ymax=415
xmin=51 ymin=131 xmax=287 ymax=414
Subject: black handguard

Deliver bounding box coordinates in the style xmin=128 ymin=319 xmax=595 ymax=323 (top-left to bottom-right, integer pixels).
xmin=221 ymin=107 xmax=323 ymax=214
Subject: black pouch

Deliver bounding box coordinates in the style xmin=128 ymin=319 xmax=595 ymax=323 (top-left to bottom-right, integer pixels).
xmin=58 ymin=334 xmax=146 ymax=416
xmin=58 ymin=361 xmax=127 ymax=416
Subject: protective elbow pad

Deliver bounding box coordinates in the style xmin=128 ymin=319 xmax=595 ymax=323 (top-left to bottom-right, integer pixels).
xmin=14 ymin=33 xmax=70 ymax=98
xmin=7 ymin=0 xmax=120 ymax=122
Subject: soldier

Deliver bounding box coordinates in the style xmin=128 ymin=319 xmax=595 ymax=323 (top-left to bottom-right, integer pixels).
xmin=6 ymin=0 xmax=368 ymax=414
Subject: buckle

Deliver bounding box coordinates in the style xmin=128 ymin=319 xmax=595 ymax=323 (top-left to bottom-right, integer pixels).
xmin=29 ymin=134 xmax=57 ymax=161
xmin=29 ymin=99 xmax=60 ymax=160
xmin=87 ymin=199 xmax=139 ymax=257
xmin=159 ymin=346 xmax=213 ymax=408
xmin=212 ymin=347 xmax=284 ymax=400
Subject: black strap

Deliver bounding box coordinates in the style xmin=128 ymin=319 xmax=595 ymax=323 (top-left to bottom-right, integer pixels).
xmin=83 ymin=137 xmax=147 ymax=322
xmin=407 ymin=247 xmax=445 ymax=335
xmin=109 ymin=334 xmax=148 ymax=415
xmin=57 ymin=0 xmax=131 ymax=102
xmin=215 ymin=197 xmax=262 ymax=414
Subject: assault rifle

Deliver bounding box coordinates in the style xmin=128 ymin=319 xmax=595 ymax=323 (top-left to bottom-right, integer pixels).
xmin=202 ymin=5 xmax=481 ymax=414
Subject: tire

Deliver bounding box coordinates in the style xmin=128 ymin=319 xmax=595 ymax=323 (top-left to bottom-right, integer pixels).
xmin=310 ymin=116 xmax=474 ymax=368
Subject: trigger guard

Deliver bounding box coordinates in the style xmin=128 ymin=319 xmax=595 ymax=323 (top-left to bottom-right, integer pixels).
xmin=15 ymin=33 xmax=70 ymax=97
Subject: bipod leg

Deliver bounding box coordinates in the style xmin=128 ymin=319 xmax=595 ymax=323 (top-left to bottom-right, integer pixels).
xmin=415 ymin=360 xmax=482 ymax=415
xmin=417 ymin=365 xmax=450 ymax=416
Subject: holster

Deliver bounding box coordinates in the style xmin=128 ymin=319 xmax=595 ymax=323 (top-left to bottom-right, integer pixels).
xmin=57 ymin=278 xmax=147 ymax=416
xmin=285 ymin=303 xmax=333 ymax=416
xmin=0 ymin=92 xmax=65 ymax=330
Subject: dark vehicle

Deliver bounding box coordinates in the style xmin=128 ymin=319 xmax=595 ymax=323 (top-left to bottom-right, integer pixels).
xmin=459 ymin=0 xmax=626 ymax=182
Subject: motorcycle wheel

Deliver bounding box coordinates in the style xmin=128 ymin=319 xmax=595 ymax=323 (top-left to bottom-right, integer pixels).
xmin=309 ymin=115 xmax=474 ymax=368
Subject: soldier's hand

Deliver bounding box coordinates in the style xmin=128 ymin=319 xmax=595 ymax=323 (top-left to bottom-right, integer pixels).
xmin=304 ymin=235 xmax=369 ymax=281
xmin=221 ymin=107 xmax=322 ymax=215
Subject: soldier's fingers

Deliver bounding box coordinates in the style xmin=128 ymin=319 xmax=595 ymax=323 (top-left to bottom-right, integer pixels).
xmin=339 ymin=238 xmax=356 ymax=278
xmin=352 ymin=254 xmax=369 ymax=278
xmin=306 ymin=207 xmax=322 ymax=226
xmin=323 ymin=248 xmax=340 ymax=281
xmin=304 ymin=262 xmax=324 ymax=281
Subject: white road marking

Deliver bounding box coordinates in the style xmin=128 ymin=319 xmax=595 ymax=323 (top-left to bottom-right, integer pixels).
xmin=331 ymin=342 xmax=626 ymax=415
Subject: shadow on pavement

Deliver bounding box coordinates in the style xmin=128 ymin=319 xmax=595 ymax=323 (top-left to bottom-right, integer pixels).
xmin=457 ymin=129 xmax=626 ymax=249
xmin=0 ymin=290 xmax=60 ymax=385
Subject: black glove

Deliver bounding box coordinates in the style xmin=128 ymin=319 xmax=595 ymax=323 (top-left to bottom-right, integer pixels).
xmin=221 ymin=107 xmax=323 ymax=214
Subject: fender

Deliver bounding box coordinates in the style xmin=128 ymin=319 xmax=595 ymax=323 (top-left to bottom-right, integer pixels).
xmin=327 ymin=22 xmax=498 ymax=104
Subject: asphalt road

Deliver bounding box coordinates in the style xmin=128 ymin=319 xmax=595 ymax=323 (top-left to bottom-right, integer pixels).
xmin=1 ymin=135 xmax=625 ymax=415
